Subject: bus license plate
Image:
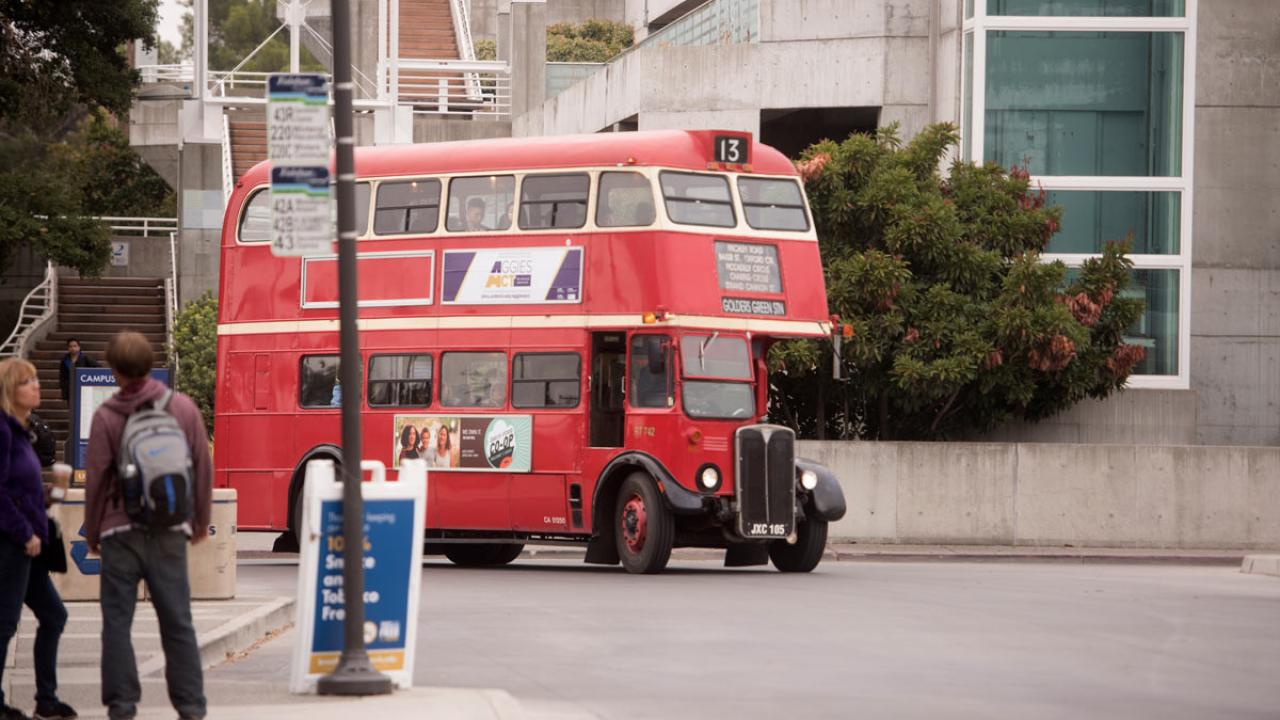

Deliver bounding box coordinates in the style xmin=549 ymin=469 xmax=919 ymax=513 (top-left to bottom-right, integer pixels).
xmin=745 ymin=522 xmax=789 ymax=538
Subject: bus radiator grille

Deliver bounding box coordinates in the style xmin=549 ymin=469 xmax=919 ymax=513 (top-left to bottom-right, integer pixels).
xmin=733 ymin=425 xmax=796 ymax=539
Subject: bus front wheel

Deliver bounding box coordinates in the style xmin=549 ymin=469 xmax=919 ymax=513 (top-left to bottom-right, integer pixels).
xmin=768 ymin=519 xmax=829 ymax=573
xmin=614 ymin=473 xmax=674 ymax=574
xmin=444 ymin=543 xmax=524 ymax=566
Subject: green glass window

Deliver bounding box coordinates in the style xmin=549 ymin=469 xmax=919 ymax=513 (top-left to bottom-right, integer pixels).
xmin=965 ymin=0 xmax=974 ymax=18
xmin=1125 ymin=269 xmax=1178 ymax=375
xmin=1046 ymin=191 xmax=1179 ymax=254
xmin=988 ymin=0 xmax=1184 ymax=16
xmin=984 ymin=31 xmax=1183 ymax=176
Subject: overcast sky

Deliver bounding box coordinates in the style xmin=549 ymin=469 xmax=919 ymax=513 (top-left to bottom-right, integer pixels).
xmin=157 ymin=0 xmax=186 ymax=46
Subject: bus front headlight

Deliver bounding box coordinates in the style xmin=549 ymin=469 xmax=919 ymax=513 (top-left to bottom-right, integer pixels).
xmin=799 ymin=469 xmax=818 ymax=491
xmin=697 ymin=464 xmax=722 ymax=492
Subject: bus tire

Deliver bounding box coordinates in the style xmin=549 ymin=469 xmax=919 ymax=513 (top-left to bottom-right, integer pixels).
xmin=614 ymin=473 xmax=674 ymax=574
xmin=768 ymin=519 xmax=828 ymax=573
xmin=444 ymin=543 xmax=524 ymax=566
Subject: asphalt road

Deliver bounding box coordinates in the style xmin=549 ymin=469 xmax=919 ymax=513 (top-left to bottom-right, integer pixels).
xmin=222 ymin=557 xmax=1280 ymax=719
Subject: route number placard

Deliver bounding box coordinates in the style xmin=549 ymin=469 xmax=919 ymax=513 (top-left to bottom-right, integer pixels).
xmin=714 ymin=135 xmax=750 ymax=165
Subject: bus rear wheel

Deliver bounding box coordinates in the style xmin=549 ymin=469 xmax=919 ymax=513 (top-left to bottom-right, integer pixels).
xmin=614 ymin=473 xmax=674 ymax=574
xmin=768 ymin=519 xmax=829 ymax=573
xmin=444 ymin=543 xmax=524 ymax=566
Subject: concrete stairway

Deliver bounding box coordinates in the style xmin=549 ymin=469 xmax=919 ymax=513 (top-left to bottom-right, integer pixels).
xmin=398 ymin=0 xmax=469 ymax=111
xmin=32 ymin=277 xmax=167 ymax=454
xmin=228 ymin=117 xmax=268 ymax=183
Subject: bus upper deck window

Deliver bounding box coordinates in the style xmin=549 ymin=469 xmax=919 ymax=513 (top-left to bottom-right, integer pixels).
xmin=520 ymin=174 xmax=589 ymax=230
xmin=738 ymin=177 xmax=810 ymax=232
xmin=446 ymin=176 xmax=515 ymax=233
xmin=659 ymin=171 xmax=735 ymax=228
xmin=238 ymin=189 xmax=272 ymax=243
xmin=597 ymin=172 xmax=656 ymax=228
xmin=374 ymin=179 xmax=440 ymax=235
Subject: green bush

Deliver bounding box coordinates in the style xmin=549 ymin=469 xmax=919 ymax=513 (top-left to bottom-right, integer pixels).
xmin=771 ymin=124 xmax=1146 ymax=440
xmin=546 ymin=19 xmax=634 ymax=62
xmin=172 ymin=292 xmax=218 ymax=436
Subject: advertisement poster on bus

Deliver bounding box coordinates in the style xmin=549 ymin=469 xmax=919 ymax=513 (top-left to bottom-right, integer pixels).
xmin=392 ymin=415 xmax=532 ymax=472
xmin=441 ymin=247 xmax=583 ymax=305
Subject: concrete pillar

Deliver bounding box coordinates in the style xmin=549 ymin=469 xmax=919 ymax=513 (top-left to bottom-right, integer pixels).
xmin=510 ymin=0 xmax=547 ymax=119
xmin=176 ymin=143 xmax=224 ymax=304
xmin=354 ymin=0 xmax=379 ymax=101
xmin=497 ymin=0 xmax=512 ymax=63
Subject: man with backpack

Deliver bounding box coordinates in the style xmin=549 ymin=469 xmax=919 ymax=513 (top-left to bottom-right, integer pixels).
xmin=83 ymin=331 xmax=210 ymax=720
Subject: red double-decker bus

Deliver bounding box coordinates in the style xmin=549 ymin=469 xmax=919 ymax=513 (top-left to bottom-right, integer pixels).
xmin=215 ymin=129 xmax=846 ymax=573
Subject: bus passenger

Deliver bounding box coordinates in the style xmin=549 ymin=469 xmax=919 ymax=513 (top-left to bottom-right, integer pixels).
xmin=465 ymin=198 xmax=487 ymax=231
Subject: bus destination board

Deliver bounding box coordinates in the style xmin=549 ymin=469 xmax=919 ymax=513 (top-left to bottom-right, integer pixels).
xmin=715 ymin=241 xmax=782 ymax=294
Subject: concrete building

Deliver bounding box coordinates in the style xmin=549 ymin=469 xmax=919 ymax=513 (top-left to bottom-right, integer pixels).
xmin=503 ymin=0 xmax=1277 ymax=447
xmin=98 ymin=0 xmax=1279 ymax=447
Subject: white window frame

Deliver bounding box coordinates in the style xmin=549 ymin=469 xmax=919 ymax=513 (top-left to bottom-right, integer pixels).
xmin=962 ymin=1 xmax=1197 ymax=389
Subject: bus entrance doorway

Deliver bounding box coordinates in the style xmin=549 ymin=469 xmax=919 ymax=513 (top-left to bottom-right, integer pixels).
xmin=589 ymin=332 xmax=626 ymax=447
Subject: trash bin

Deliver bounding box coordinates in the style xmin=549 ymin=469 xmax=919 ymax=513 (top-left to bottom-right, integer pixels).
xmin=50 ymin=488 xmax=237 ymax=601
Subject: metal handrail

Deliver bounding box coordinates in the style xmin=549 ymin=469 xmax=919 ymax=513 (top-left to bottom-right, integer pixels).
xmin=222 ymin=113 xmax=234 ymax=205
xmin=449 ymin=0 xmax=483 ymax=100
xmin=139 ymin=63 xmax=195 ymax=83
xmin=0 ymin=262 xmax=57 ymax=359
xmin=94 ymin=217 xmax=180 ymax=237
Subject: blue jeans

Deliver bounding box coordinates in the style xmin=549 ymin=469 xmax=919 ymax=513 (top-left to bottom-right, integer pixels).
xmin=0 ymin=535 xmax=68 ymax=708
xmin=100 ymin=530 xmax=206 ymax=720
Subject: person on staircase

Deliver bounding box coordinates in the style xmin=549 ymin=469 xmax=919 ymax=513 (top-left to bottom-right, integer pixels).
xmin=57 ymin=339 xmax=97 ymax=405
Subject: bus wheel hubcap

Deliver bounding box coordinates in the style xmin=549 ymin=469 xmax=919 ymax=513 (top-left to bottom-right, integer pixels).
xmin=621 ymin=495 xmax=647 ymax=553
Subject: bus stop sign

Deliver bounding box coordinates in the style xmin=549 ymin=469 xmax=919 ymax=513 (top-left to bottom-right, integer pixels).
xmin=268 ymin=73 xmax=332 ymax=257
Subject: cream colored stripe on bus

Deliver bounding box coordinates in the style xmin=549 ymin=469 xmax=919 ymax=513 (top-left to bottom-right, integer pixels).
xmin=234 ymin=165 xmax=818 ymax=245
xmin=216 ymin=315 xmax=831 ymax=337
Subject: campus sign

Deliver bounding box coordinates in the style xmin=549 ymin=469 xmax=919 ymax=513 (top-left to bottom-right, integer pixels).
xmin=70 ymin=367 xmax=170 ymax=474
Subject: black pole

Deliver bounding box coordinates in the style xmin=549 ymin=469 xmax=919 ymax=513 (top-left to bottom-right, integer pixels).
xmin=316 ymin=0 xmax=392 ymax=696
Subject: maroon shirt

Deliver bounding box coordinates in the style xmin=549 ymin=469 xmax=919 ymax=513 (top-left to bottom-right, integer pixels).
xmin=84 ymin=378 xmax=212 ymax=546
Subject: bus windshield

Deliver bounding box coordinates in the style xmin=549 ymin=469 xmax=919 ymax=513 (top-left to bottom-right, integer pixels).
xmin=680 ymin=335 xmax=753 ymax=419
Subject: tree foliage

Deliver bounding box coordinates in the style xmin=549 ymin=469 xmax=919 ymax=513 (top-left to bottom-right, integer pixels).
xmin=770 ymin=124 xmax=1146 ymax=440
xmin=547 ymin=19 xmax=634 ymax=62
xmin=0 ymin=0 xmax=169 ymax=277
xmin=173 ymin=292 xmax=218 ymax=436
xmin=179 ymin=0 xmax=323 ymax=72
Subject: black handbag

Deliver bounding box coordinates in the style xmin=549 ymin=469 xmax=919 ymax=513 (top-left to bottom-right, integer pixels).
xmin=39 ymin=517 xmax=68 ymax=574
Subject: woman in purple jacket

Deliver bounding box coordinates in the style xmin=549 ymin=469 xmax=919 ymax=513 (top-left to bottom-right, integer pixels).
xmin=0 ymin=359 xmax=76 ymax=720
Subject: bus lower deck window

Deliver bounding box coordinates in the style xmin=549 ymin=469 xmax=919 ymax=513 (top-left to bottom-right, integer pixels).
xmin=512 ymin=353 xmax=581 ymax=408
xmin=368 ymin=354 xmax=433 ymax=407
xmin=300 ymin=355 xmax=342 ymax=408
xmin=441 ymin=352 xmax=507 ymax=407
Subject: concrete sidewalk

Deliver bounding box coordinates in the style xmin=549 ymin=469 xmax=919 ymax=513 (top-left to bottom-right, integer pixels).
xmin=2 ymin=595 xmax=293 ymax=716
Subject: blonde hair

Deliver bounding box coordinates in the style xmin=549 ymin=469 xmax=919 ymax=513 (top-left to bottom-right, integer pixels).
xmin=0 ymin=358 xmax=37 ymax=419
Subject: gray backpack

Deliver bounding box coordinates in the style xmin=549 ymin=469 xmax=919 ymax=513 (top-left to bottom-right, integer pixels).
xmin=117 ymin=389 xmax=194 ymax=529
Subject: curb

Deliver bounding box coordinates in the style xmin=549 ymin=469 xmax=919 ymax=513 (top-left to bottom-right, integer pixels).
xmin=1241 ymin=555 xmax=1280 ymax=577
xmin=137 ymin=596 xmax=296 ymax=677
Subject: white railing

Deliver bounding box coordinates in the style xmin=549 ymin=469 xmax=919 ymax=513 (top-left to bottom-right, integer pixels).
xmin=0 ymin=262 xmax=57 ymax=359
xmin=139 ymin=63 xmax=195 ymax=84
xmin=452 ymin=0 xmax=476 ymax=62
xmin=221 ymin=113 xmax=234 ymax=205
xmin=395 ymin=59 xmax=511 ymax=116
xmin=96 ymin=217 xmax=180 ymax=237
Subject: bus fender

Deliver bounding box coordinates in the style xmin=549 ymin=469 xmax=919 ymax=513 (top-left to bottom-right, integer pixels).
xmin=596 ymin=452 xmax=703 ymax=517
xmin=584 ymin=452 xmax=702 ymax=565
xmin=287 ymin=444 xmax=344 ymax=533
xmin=796 ymin=457 xmax=847 ymax=522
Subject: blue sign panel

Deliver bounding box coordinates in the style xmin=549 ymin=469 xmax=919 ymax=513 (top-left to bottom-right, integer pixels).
xmin=307 ymin=498 xmax=416 ymax=675
xmin=70 ymin=367 xmax=170 ymax=470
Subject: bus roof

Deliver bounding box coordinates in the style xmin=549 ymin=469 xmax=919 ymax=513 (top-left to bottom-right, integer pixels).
xmin=237 ymin=129 xmax=797 ymax=187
